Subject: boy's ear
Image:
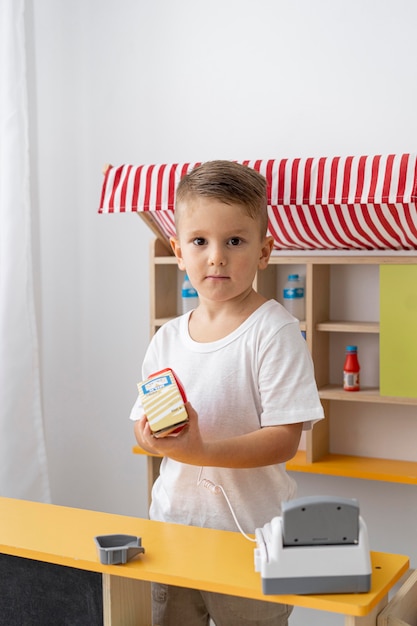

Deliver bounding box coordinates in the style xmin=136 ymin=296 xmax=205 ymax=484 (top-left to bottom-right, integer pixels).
xmin=258 ymin=235 xmax=274 ymax=269
xmin=169 ymin=237 xmax=186 ymax=271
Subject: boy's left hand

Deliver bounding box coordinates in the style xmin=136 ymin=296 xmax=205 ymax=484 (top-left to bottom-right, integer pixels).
xmin=134 ymin=402 xmax=206 ymax=465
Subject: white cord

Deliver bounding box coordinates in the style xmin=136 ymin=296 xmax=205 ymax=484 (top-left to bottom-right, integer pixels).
xmin=197 ymin=467 xmax=256 ymax=543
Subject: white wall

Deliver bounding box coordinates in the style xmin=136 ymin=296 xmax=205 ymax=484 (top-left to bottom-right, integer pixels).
xmin=27 ymin=1 xmax=417 ymax=623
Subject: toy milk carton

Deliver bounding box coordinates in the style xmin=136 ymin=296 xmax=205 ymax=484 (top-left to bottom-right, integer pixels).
xmin=137 ymin=368 xmax=189 ymax=438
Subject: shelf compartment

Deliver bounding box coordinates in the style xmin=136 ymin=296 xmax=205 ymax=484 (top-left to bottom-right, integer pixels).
xmin=319 ymin=385 xmax=417 ymax=405
xmin=316 ymin=321 xmax=379 ymax=333
xmin=287 ymin=450 xmax=417 ymax=485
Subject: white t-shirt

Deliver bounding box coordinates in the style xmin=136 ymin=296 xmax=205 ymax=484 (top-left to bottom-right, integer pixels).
xmin=130 ymin=299 xmax=324 ymax=534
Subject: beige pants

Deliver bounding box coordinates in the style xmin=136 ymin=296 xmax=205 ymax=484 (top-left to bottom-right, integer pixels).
xmin=152 ymin=583 xmax=292 ymax=626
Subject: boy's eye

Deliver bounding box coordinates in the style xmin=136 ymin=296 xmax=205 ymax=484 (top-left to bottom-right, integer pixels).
xmin=192 ymin=237 xmax=206 ymax=246
xmin=228 ymin=237 xmax=242 ymax=246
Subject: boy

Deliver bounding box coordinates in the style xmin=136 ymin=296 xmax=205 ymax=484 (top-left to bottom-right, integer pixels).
xmin=131 ymin=160 xmax=324 ymax=625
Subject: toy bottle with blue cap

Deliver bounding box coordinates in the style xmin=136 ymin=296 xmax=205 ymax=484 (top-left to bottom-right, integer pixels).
xmin=343 ymin=345 xmax=360 ymax=391
xmin=283 ymin=274 xmax=305 ymax=320
xmin=181 ymin=274 xmax=199 ymax=314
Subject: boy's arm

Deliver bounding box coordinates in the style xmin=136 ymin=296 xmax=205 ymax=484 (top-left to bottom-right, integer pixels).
xmin=134 ymin=402 xmax=302 ymax=468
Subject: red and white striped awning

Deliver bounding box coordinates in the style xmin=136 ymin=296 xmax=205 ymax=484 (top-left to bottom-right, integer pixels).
xmin=99 ymin=154 xmax=417 ymax=250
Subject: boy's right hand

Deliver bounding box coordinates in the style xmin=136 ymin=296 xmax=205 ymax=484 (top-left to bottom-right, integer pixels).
xmin=133 ymin=402 xmax=207 ymax=466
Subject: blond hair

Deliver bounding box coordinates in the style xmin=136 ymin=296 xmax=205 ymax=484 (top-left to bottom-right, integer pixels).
xmin=175 ymin=160 xmax=268 ymax=237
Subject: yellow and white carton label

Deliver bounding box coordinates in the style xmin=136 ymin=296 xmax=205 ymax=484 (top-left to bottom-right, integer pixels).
xmin=138 ymin=369 xmax=188 ymax=437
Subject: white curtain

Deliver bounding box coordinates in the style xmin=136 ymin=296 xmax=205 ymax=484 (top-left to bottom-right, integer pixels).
xmin=0 ymin=0 xmax=50 ymax=501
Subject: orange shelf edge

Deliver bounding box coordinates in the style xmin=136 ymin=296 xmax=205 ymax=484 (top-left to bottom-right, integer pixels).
xmin=133 ymin=447 xmax=417 ymax=485
xmin=132 ymin=446 xmax=162 ymax=458
xmin=287 ymin=450 xmax=417 ymax=484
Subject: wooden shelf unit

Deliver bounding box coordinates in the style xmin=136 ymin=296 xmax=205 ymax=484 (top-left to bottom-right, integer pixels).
xmin=149 ymin=238 xmax=417 ymax=484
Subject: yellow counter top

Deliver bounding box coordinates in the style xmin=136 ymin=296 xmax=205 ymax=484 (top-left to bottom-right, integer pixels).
xmin=0 ymin=496 xmax=409 ymax=620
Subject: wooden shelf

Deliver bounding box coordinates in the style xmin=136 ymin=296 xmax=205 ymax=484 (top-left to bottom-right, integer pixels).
xmin=316 ymin=321 xmax=379 ymax=333
xmin=268 ymin=252 xmax=417 ymax=265
xmin=287 ymin=450 xmax=417 ymax=485
xmin=319 ymin=385 xmax=417 ymax=405
xmin=157 ymin=253 xmax=417 ymax=265
xmin=154 ymin=317 xmax=175 ymax=327
xmin=154 ymin=255 xmax=177 ymax=264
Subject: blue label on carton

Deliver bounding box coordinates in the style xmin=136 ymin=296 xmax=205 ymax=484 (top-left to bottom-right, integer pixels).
xmin=142 ymin=375 xmax=171 ymax=395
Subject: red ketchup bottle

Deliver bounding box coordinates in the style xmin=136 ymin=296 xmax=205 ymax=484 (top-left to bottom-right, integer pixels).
xmin=343 ymin=345 xmax=360 ymax=391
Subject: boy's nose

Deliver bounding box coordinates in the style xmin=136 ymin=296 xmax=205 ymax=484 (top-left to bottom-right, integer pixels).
xmin=208 ymin=245 xmax=225 ymax=266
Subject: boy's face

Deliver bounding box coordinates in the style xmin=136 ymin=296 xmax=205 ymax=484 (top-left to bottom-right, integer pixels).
xmin=171 ymin=196 xmax=273 ymax=305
